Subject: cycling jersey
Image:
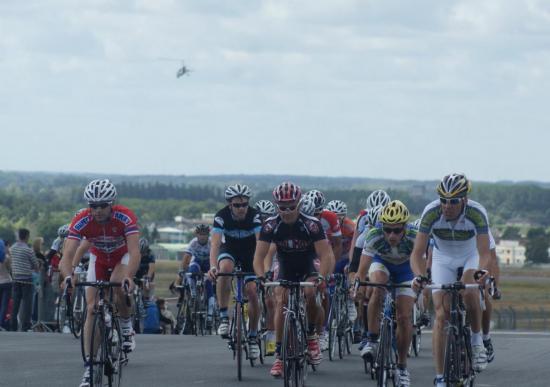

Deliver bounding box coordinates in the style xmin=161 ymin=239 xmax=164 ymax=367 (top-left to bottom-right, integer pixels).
xmin=67 ymin=205 xmax=139 ymax=263
xmin=419 ymin=199 xmax=489 ymax=262
xmin=355 ymin=209 xmax=369 ymax=234
xmin=185 ymin=237 xmax=211 ymax=263
xmin=362 ymin=226 xmax=417 ymax=266
xmin=319 ymin=209 xmax=342 ymax=240
xmin=50 ymin=237 xmax=63 ymax=252
xmin=135 ymin=252 xmax=155 ymax=279
xmin=212 ymin=206 xmax=261 ymax=271
xmin=259 ymin=213 xmax=326 ymax=281
xmin=340 ymin=217 xmax=355 ymax=256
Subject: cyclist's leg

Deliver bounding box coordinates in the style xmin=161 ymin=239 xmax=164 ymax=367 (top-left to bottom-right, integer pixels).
xmin=240 ymin=255 xmax=260 ymax=338
xmin=187 ymin=261 xmax=201 ymax=297
xmin=366 ymin=260 xmax=389 ymax=338
xmin=391 ymin=260 xmax=415 ymax=368
xmin=431 ymin=259 xmax=455 ymax=377
xmin=216 ymin=253 xmax=235 ymax=315
xmin=110 ymin=254 xmax=135 ymax=351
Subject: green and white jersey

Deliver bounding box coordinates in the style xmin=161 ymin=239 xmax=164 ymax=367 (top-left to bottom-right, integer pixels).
xmin=419 ymin=199 xmax=489 ymax=261
xmin=361 ymin=226 xmax=417 ymax=265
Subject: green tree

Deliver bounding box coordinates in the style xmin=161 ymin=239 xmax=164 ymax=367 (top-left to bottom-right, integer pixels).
xmin=525 ymin=227 xmax=550 ymax=264
xmin=501 ymin=226 xmax=521 ymax=240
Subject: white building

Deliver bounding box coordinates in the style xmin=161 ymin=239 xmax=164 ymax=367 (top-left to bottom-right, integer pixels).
xmin=495 ymin=240 xmax=526 ymax=267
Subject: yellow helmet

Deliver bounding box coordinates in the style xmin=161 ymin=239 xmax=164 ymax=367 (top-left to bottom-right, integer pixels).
xmin=379 ymin=200 xmax=410 ymax=224
xmin=436 ymin=173 xmax=471 ymax=198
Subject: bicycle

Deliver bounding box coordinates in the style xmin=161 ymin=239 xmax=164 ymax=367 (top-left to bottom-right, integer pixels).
xmin=132 ymin=277 xmax=148 ymax=334
xmin=217 ymin=266 xmax=261 ymax=381
xmin=265 ymin=280 xmax=315 ymax=387
xmin=56 ymin=281 xmax=73 ymax=334
xmin=70 ymin=266 xmax=88 ymax=338
xmin=356 ymin=281 xmax=411 ymax=386
xmin=327 ymin=274 xmax=353 ymax=361
xmin=76 ymin=281 xmax=130 ymax=387
xmin=408 ymin=296 xmax=429 ymax=357
xmin=424 ymin=270 xmax=483 ymax=387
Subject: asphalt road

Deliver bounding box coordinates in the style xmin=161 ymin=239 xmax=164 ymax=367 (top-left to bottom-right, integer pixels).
xmin=0 ymin=331 xmax=549 ymax=387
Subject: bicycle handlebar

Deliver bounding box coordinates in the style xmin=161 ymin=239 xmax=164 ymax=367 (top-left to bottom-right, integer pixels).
xmin=264 ymin=281 xmax=315 ymax=288
xmin=425 ymin=283 xmax=481 ymax=290
xmin=76 ymin=281 xmax=123 ymax=288
xmin=355 ymin=281 xmax=412 ymax=289
xmin=216 ymin=272 xmax=256 ymax=277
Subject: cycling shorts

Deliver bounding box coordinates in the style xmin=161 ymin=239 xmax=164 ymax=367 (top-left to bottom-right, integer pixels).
xmin=87 ymin=253 xmax=129 ymax=282
xmin=369 ymin=256 xmax=414 ymax=298
xmin=430 ymin=253 xmax=478 ymax=294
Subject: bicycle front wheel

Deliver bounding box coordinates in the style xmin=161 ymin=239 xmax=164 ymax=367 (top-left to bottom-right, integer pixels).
xmin=89 ymin=312 xmax=106 ymax=387
xmin=71 ymin=288 xmax=85 ymax=338
xmin=282 ymin=312 xmax=297 ymax=387
xmin=376 ymin=321 xmax=391 ymax=387
xmin=328 ymin=300 xmax=338 ymax=361
xmin=443 ymin=330 xmax=459 ymax=387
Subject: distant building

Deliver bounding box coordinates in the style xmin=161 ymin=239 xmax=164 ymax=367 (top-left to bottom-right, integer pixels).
xmin=201 ymin=213 xmax=215 ymax=222
xmin=495 ymin=240 xmax=526 ymax=267
xmin=157 ymin=226 xmax=186 ymax=244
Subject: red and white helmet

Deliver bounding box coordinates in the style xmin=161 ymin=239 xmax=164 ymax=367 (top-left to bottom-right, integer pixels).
xmin=273 ymin=182 xmax=302 ymax=203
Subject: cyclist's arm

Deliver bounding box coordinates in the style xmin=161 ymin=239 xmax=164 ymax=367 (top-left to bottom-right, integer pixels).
xmin=410 ymin=231 xmax=429 ymax=277
xmin=476 ymin=233 xmax=491 ymax=271
xmin=181 ymin=252 xmax=192 ymax=271
xmin=489 ymin=248 xmax=500 ymax=287
xmin=356 ymin=253 xmax=372 ymax=282
xmin=126 ymin=233 xmax=141 ymax=277
xmin=209 ymin=232 xmax=222 ymax=270
xmin=60 ymin=238 xmax=79 ymax=278
xmin=331 ymin=235 xmax=342 ymax=263
xmin=147 ymin=261 xmax=155 ymax=279
xmin=348 ymin=228 xmax=359 ymax=261
xmin=314 ymin=239 xmax=335 ymax=278
xmin=253 ymin=240 xmax=270 ymax=278
xmin=263 ymin=243 xmax=277 ymax=273
xmin=72 ymin=239 xmax=91 ymax=268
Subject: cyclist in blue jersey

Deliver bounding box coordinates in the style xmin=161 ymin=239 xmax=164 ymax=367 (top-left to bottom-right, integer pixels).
xmin=208 ymin=184 xmax=262 ymax=359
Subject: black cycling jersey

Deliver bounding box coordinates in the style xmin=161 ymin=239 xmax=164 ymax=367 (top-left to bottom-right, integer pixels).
xmin=259 ymin=213 xmax=326 ymax=281
xmin=212 ymin=206 xmax=262 ymax=264
xmin=135 ymin=252 xmax=155 ymax=279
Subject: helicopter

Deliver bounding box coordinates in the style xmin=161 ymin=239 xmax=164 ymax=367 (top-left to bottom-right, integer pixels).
xmin=176 ymin=62 xmax=192 ymax=78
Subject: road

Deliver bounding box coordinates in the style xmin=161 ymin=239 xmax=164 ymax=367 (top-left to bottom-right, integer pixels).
xmin=0 ymin=331 xmax=549 ymax=387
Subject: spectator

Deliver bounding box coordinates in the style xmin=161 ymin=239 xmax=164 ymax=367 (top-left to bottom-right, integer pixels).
xmin=0 ymin=239 xmax=12 ymax=330
xmin=156 ymin=298 xmax=176 ymax=334
xmin=9 ymin=229 xmax=38 ymax=331
xmin=32 ymin=237 xmax=46 ymax=322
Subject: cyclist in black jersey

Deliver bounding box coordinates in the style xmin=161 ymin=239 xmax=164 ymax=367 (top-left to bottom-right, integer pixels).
xmin=253 ymin=182 xmax=335 ymax=377
xmin=208 ymin=184 xmax=262 ymax=359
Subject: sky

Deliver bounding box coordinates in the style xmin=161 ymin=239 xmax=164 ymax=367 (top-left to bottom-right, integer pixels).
xmin=1 ymin=0 xmax=550 ymax=182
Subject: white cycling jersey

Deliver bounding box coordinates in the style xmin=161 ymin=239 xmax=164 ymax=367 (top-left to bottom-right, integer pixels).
xmin=419 ymin=199 xmax=489 ymax=262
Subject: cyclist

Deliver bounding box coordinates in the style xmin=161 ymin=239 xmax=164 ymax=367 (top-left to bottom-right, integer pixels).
xmin=181 ymin=224 xmax=215 ymax=328
xmin=356 ymin=200 xmax=416 ymax=387
xmin=207 ymin=184 xmax=262 ymax=360
xmin=410 ymin=173 xmax=491 ymax=387
xmin=255 ymin=200 xmax=278 ymax=355
xmin=45 ymin=224 xmax=70 ymax=284
xmin=482 ymin=230 xmax=501 ymax=363
xmin=135 ymin=238 xmax=155 ymax=299
xmin=253 ymin=182 xmax=334 ymax=377
xmin=60 ymin=179 xmax=140 ymax=387
xmin=304 ymin=190 xmax=341 ymax=350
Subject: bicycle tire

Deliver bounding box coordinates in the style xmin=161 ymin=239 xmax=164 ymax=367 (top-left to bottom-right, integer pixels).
xmin=376 ymin=320 xmax=389 ymax=387
xmin=328 ymin=300 xmax=338 ymax=361
xmin=55 ymin=294 xmax=66 ymax=333
xmin=444 ymin=330 xmax=459 ymax=387
xmin=80 ymin=306 xmax=88 ymax=363
xmin=236 ymin=301 xmax=243 ymax=380
xmin=71 ymin=288 xmax=85 ymax=339
xmin=413 ymin=329 xmax=421 ymax=357
xmin=108 ymin=317 xmax=123 ymax=387
xmin=282 ymin=312 xmax=296 ymax=387
xmin=89 ymin=311 xmax=106 ymax=387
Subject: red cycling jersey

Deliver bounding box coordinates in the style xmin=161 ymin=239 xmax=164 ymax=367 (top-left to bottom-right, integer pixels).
xmin=67 ymin=205 xmax=139 ymax=264
xmin=341 ymin=217 xmax=356 ymax=255
xmin=319 ymin=210 xmax=342 ymax=240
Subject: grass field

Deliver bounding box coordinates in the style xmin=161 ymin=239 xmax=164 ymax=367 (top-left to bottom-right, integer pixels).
xmin=152 ymin=261 xmax=550 ymax=330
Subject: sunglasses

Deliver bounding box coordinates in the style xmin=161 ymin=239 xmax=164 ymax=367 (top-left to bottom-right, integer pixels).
xmin=439 ymin=197 xmax=462 ymax=205
xmin=383 ymin=227 xmax=404 ymax=234
xmin=277 ymin=204 xmax=298 ymax=212
xmin=89 ymin=202 xmax=111 ymax=209
xmin=231 ymin=202 xmax=249 ymax=209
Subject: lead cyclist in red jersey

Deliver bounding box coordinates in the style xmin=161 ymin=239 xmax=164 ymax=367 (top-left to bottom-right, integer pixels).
xmin=60 ymin=179 xmax=140 ymax=387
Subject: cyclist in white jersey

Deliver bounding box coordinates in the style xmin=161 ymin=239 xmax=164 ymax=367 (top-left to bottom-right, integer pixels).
xmin=411 ymin=174 xmax=491 ymax=387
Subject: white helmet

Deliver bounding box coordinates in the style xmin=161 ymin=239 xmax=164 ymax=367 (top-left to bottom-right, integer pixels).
xmin=300 ymin=197 xmax=316 ymax=216
xmin=304 ymin=190 xmax=325 ymax=212
xmin=57 ymin=224 xmax=70 ymax=238
xmin=366 ymin=190 xmax=390 ymax=210
xmin=224 ymin=184 xmax=252 ymax=201
xmin=255 ymin=200 xmax=276 ymax=216
xmin=84 ymin=179 xmax=117 ymax=203
xmin=326 ymin=200 xmax=347 ymax=216
xmin=366 ymin=205 xmax=383 ymax=227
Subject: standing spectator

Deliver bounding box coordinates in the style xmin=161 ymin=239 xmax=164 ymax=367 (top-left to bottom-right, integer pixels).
xmin=32 ymin=237 xmax=46 ymax=323
xmin=0 ymin=239 xmax=12 ymax=330
xmin=10 ymin=229 xmax=38 ymax=331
